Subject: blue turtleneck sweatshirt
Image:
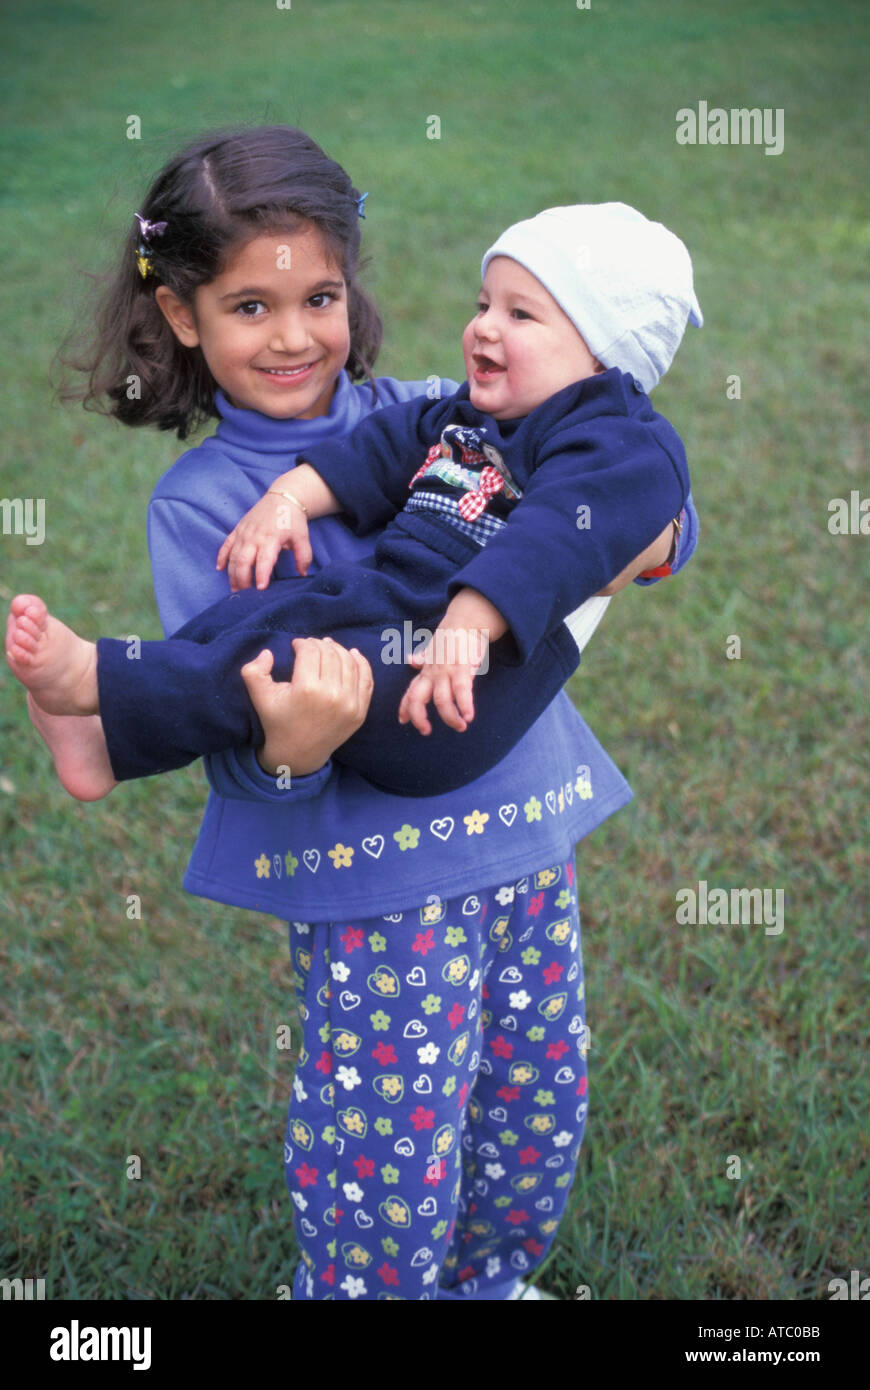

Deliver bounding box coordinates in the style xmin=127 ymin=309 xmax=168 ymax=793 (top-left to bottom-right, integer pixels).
xmin=147 ymin=370 xmax=697 ymax=920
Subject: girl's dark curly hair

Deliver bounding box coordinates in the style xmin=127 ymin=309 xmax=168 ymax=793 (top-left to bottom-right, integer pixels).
xmin=60 ymin=125 xmax=383 ymax=439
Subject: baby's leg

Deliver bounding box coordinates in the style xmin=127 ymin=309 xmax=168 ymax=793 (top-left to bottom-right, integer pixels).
xmin=6 ymin=596 xmax=99 ymax=715
xmin=333 ymin=625 xmax=581 ymax=797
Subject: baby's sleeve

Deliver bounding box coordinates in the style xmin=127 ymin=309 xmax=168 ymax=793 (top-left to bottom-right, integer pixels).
xmin=300 ymin=394 xmax=454 ymax=534
xmin=448 ymin=416 xmax=690 ymax=663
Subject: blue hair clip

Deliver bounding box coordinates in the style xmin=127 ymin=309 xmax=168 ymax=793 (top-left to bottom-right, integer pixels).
xmin=356 ymin=192 xmax=369 ymax=219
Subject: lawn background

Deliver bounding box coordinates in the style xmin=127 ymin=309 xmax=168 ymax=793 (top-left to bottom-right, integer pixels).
xmin=0 ymin=0 xmax=867 ymax=1301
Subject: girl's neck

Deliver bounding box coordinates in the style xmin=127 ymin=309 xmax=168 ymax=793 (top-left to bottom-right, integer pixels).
xmin=213 ymin=371 xmax=359 ymax=453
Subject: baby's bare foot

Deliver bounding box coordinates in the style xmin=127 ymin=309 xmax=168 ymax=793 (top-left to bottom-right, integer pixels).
xmin=26 ymin=694 xmax=117 ymax=801
xmin=6 ymin=595 xmax=99 ymax=715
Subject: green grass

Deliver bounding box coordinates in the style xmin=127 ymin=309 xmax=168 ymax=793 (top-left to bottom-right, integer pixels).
xmin=1 ymin=0 xmax=868 ymax=1300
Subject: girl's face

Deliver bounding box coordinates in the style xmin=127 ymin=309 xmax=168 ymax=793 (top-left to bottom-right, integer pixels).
xmin=156 ymin=225 xmax=351 ymax=420
xmin=461 ymin=255 xmax=601 ymax=420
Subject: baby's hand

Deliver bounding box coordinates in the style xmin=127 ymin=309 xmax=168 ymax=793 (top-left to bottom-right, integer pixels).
xmin=397 ymin=628 xmax=489 ymax=735
xmin=217 ymin=491 xmax=313 ymax=592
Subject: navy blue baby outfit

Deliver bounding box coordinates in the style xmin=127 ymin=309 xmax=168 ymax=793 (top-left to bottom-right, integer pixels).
xmin=96 ymin=370 xmax=689 ymax=798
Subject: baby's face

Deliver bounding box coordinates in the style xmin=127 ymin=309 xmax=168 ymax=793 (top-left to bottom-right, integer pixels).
xmin=462 ymin=256 xmax=601 ymax=420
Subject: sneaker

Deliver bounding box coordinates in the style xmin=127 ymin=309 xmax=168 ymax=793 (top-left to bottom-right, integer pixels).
xmin=507 ymin=1279 xmax=558 ymax=1300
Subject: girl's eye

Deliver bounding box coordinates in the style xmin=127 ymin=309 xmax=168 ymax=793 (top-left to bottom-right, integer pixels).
xmin=308 ymin=292 xmax=337 ymax=309
xmin=235 ymin=300 xmax=265 ymax=317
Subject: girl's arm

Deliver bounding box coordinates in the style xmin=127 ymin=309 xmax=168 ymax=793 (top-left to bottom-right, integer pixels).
xmin=598 ymin=517 xmax=678 ymax=592
xmin=149 ymin=493 xmax=247 ymax=636
xmin=633 ymin=491 xmax=699 ymax=583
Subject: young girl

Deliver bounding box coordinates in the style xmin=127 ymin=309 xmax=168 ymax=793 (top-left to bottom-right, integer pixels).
xmin=31 ymin=127 xmax=697 ymax=1299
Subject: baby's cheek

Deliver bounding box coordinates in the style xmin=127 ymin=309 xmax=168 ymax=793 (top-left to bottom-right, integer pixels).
xmin=461 ymin=321 xmax=477 ymax=372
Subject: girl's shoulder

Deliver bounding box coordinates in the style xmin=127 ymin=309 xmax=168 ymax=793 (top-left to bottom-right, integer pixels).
xmin=149 ymin=434 xmax=237 ymax=506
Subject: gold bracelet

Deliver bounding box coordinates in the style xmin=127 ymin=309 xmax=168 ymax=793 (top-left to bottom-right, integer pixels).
xmin=268 ymin=487 xmax=309 ymax=516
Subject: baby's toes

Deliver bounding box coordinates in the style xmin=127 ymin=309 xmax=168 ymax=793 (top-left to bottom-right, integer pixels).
xmin=11 ymin=594 xmax=47 ymax=625
xmin=7 ymin=620 xmax=37 ymax=657
xmin=17 ymin=613 xmax=43 ymax=644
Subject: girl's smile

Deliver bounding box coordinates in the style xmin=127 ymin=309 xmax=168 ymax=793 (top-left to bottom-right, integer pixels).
xmin=156 ymin=226 xmax=352 ymax=420
xmin=254 ymin=361 xmax=320 ymax=389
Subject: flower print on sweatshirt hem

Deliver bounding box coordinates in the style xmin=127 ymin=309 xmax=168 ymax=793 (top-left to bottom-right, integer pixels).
xmin=244 ymin=783 xmax=592 ymax=900
xmin=393 ymin=823 xmax=421 ymax=852
xmin=250 ymin=785 xmax=584 ymax=885
xmin=328 ymin=842 xmax=354 ymax=868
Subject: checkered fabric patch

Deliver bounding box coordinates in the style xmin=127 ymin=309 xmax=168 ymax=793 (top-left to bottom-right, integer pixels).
xmin=404 ymin=490 xmax=508 ymax=546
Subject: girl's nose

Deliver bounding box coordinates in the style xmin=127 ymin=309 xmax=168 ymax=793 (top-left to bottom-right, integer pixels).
xmin=269 ymin=313 xmax=311 ymax=354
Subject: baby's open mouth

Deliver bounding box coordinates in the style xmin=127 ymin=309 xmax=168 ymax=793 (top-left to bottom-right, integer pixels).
xmin=473 ymin=354 xmax=504 ymax=374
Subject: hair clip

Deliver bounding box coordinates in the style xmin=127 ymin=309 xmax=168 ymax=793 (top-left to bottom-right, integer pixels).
xmin=355 ymin=192 xmax=369 ymax=219
xmin=134 ymin=212 xmax=167 ymax=280
xmin=135 ymin=213 xmax=168 ymax=243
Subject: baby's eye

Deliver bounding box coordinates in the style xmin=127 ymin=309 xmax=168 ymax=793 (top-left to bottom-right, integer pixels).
xmin=511 ymin=308 xmax=531 ymax=320
xmin=476 ymin=301 xmax=489 ymax=315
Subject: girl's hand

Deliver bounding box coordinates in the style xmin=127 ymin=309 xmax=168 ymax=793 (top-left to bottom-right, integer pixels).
xmin=241 ymin=638 xmax=374 ymax=778
xmin=217 ymin=492 xmax=313 ymax=592
xmin=398 ymin=627 xmax=489 ymax=735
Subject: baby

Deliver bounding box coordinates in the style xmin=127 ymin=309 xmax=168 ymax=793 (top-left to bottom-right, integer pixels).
xmin=7 ymin=203 xmax=701 ymax=799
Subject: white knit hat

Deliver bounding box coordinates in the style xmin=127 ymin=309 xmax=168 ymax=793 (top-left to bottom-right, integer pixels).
xmin=481 ymin=202 xmax=703 ymax=393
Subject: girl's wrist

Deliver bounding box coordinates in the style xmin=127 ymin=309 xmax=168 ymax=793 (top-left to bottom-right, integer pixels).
xmin=256 ymin=739 xmax=325 ymax=779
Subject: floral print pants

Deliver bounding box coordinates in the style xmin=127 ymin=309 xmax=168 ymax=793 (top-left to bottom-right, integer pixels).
xmin=285 ymin=858 xmax=587 ymax=1300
